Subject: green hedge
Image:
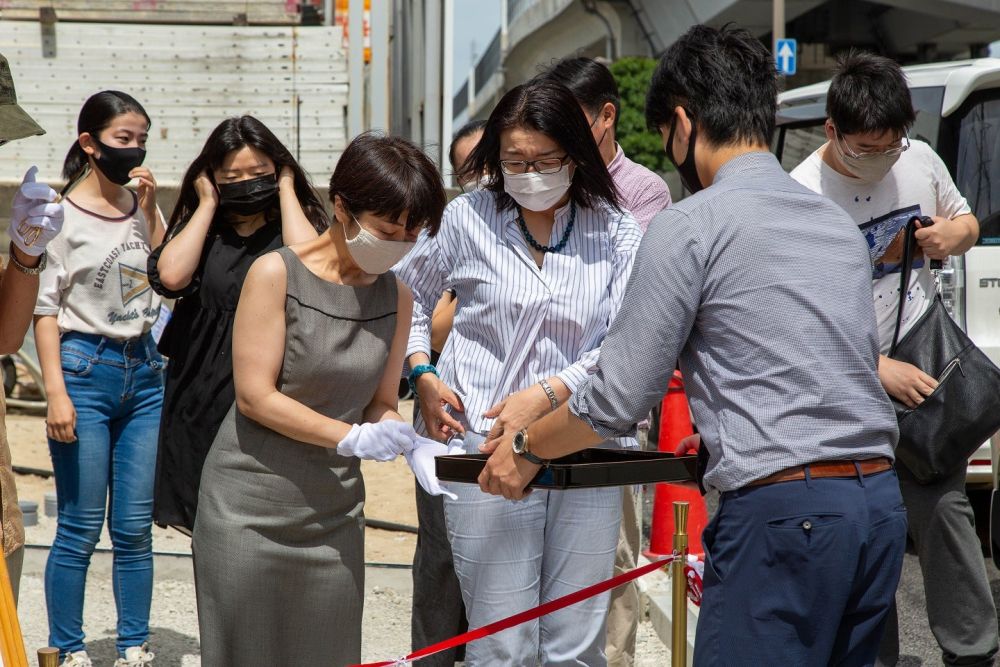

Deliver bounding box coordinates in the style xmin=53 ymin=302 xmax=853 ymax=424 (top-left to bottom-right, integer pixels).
xmin=610 ymin=56 xmax=673 ymax=175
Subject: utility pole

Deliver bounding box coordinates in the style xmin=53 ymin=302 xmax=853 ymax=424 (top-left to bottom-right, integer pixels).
xmin=500 ymin=0 xmax=508 ymax=55
xmin=423 ymin=0 xmax=442 ymax=166
xmin=442 ymin=0 xmax=454 ymax=183
xmin=370 ymin=0 xmax=389 ymax=131
xmin=348 ymin=0 xmax=364 ymax=138
xmin=773 ymin=0 xmax=785 ymax=49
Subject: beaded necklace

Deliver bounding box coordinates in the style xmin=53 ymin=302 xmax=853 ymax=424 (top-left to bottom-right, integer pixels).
xmin=517 ymin=202 xmax=576 ymax=254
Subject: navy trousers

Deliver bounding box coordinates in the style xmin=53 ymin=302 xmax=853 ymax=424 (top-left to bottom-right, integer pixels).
xmin=695 ymin=467 xmax=907 ymax=667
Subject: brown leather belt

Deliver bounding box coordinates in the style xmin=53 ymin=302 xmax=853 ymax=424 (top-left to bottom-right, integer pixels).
xmin=748 ymin=457 xmax=893 ymax=488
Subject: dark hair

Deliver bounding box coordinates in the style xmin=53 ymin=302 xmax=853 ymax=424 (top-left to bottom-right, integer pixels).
xmin=466 ymin=79 xmax=620 ymax=213
xmin=645 ymin=24 xmax=777 ymax=147
xmin=62 ymin=90 xmax=150 ymax=194
xmin=537 ymin=57 xmax=620 ymax=125
xmin=826 ymin=51 xmax=915 ymax=136
xmin=448 ymin=119 xmax=486 ymax=170
xmin=168 ymin=116 xmax=328 ymax=235
xmin=330 ymin=132 xmax=446 ymax=236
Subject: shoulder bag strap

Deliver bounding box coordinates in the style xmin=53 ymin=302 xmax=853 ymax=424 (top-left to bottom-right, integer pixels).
xmin=890 ymin=217 xmax=920 ymax=356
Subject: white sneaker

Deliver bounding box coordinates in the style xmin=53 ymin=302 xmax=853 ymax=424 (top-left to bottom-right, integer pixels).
xmin=59 ymin=651 xmax=92 ymax=667
xmin=114 ymin=644 xmax=155 ymax=666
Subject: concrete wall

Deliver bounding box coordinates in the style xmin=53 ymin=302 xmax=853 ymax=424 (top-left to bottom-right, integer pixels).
xmin=0 ymin=0 xmax=305 ymax=24
xmin=0 ymin=21 xmax=349 ymax=187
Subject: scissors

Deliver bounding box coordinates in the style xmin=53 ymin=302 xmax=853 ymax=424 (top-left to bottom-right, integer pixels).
xmin=16 ymin=193 xmax=62 ymax=247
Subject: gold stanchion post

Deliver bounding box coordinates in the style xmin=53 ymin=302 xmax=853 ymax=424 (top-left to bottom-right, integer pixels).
xmin=0 ymin=551 xmax=28 ymax=667
xmin=37 ymin=647 xmax=59 ymax=667
xmin=671 ymin=501 xmax=689 ymax=667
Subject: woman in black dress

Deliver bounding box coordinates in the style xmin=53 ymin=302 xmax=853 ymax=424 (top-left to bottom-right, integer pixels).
xmin=148 ymin=116 xmax=328 ymax=532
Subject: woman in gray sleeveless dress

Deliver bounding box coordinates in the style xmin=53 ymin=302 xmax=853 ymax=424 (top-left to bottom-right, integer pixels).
xmin=192 ymin=133 xmax=447 ymax=667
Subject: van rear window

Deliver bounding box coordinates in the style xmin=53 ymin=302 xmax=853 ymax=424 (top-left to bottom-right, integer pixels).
xmin=954 ymin=95 xmax=1000 ymax=245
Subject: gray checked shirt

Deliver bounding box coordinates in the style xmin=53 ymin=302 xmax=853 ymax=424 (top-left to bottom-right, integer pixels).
xmin=569 ymin=151 xmax=898 ymax=492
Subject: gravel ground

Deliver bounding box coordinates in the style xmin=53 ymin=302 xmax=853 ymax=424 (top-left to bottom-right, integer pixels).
xmin=17 ymin=547 xmax=669 ymax=666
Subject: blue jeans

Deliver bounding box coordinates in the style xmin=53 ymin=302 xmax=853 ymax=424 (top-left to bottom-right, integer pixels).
xmin=45 ymin=332 xmax=164 ymax=656
xmin=695 ymin=466 xmax=908 ymax=667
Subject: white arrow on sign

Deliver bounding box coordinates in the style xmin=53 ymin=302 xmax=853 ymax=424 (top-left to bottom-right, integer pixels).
xmin=777 ymin=41 xmax=795 ymax=73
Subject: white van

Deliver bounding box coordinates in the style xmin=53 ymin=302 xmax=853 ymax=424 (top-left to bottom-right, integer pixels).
xmin=775 ymin=57 xmax=1000 ymax=478
xmin=775 ymin=57 xmax=1000 ymax=556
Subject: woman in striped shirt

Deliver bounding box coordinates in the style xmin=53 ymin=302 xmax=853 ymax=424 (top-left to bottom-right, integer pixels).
xmin=396 ymin=79 xmax=641 ymax=666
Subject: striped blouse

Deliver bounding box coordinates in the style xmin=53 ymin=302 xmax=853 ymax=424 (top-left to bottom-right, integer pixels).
xmin=395 ymin=189 xmax=642 ymax=447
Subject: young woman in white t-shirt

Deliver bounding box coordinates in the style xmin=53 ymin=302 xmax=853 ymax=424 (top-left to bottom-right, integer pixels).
xmin=33 ymin=91 xmax=165 ymax=667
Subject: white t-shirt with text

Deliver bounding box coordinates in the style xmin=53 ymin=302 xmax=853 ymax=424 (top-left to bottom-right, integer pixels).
xmin=791 ymin=139 xmax=970 ymax=353
xmin=35 ymin=192 xmax=162 ymax=339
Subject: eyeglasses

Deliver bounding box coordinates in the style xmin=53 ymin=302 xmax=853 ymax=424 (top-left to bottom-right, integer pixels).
xmin=499 ymin=155 xmax=568 ymax=175
xmin=836 ymin=132 xmax=910 ymax=160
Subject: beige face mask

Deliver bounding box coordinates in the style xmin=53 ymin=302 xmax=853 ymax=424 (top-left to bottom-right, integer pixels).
xmin=833 ymin=134 xmax=901 ymax=183
xmin=343 ymin=212 xmax=416 ymax=275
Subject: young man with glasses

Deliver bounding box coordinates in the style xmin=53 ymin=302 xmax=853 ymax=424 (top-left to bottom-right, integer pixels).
xmin=791 ymin=52 xmax=995 ymax=667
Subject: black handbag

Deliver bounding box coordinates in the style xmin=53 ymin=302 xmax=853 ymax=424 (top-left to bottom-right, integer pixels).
xmin=888 ymin=216 xmax=1000 ymax=483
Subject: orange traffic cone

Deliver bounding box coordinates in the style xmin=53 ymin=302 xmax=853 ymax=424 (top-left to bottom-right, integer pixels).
xmin=647 ymin=372 xmax=708 ymax=557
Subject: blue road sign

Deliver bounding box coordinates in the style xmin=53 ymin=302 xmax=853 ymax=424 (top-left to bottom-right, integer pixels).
xmin=776 ymin=38 xmax=797 ymax=76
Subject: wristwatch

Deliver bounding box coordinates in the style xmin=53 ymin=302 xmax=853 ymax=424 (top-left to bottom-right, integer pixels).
xmin=512 ymin=428 xmax=550 ymax=466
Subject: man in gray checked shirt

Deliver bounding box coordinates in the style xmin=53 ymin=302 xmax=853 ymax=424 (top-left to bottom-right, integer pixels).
xmin=479 ymin=24 xmax=906 ymax=666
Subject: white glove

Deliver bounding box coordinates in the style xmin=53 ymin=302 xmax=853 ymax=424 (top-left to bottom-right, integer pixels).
xmin=336 ymin=421 xmax=418 ymax=461
xmin=405 ymin=436 xmax=463 ymax=500
xmin=10 ymin=166 xmax=63 ymax=256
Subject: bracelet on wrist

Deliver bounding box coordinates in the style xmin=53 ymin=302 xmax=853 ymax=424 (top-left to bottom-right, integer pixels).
xmin=8 ymin=242 xmax=46 ymax=275
xmin=538 ymin=379 xmax=559 ymax=411
xmin=408 ymin=364 xmax=439 ymax=395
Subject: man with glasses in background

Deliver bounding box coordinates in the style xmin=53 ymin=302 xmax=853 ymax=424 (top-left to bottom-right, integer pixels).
xmin=791 ymin=51 xmax=996 ymax=667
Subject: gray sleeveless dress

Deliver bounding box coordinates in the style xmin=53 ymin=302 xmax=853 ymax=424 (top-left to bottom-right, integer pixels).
xmin=192 ymin=247 xmax=398 ymax=666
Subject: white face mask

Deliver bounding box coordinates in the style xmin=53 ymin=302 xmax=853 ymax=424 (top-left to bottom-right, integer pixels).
xmin=342 ymin=212 xmax=415 ymax=275
xmin=833 ymin=134 xmax=901 ymax=183
xmin=460 ymin=176 xmax=489 ymax=194
xmin=503 ymin=164 xmax=571 ymax=212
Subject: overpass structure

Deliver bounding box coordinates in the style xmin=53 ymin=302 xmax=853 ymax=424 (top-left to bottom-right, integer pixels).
xmin=451 ymin=0 xmax=1000 ymax=125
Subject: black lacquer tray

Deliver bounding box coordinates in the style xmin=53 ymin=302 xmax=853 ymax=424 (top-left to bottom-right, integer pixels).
xmin=435 ymin=448 xmax=698 ymax=490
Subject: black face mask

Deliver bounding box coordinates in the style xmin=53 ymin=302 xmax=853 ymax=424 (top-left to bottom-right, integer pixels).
xmin=665 ymin=113 xmax=704 ymax=194
xmin=93 ymin=139 xmax=146 ymax=186
xmin=217 ymin=174 xmax=278 ymax=217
